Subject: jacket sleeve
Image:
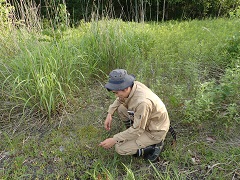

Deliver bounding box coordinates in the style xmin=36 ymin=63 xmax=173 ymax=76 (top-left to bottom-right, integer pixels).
xmin=107 ymin=98 xmax=122 ymax=115
xmin=113 ymin=101 xmax=152 ymax=142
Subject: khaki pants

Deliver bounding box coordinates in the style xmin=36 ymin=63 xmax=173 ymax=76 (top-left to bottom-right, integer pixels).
xmin=115 ymin=105 xmax=167 ymax=155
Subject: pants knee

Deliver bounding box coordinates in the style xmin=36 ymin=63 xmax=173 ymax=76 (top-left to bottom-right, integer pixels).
xmin=115 ymin=144 xmax=124 ymax=155
xmin=115 ymin=143 xmax=137 ymax=155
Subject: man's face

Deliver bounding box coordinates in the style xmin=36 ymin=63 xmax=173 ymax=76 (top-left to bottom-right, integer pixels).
xmin=112 ymin=87 xmax=131 ymax=98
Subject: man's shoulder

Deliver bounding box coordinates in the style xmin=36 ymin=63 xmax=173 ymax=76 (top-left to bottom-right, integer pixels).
xmin=134 ymin=81 xmax=149 ymax=89
xmin=133 ymin=81 xmax=151 ymax=101
xmin=134 ymin=81 xmax=162 ymax=103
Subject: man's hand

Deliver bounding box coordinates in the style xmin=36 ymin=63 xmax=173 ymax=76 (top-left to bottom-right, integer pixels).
xmin=99 ymin=138 xmax=116 ymax=149
xmin=104 ymin=113 xmax=112 ymax=131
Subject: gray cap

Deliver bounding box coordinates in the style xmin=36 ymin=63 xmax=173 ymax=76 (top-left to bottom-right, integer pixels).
xmin=105 ymin=69 xmax=135 ymax=91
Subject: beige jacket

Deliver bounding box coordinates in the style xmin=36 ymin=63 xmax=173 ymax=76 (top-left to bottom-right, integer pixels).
xmin=107 ymin=81 xmax=170 ymax=142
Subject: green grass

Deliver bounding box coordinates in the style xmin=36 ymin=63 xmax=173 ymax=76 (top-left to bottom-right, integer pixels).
xmin=0 ymin=17 xmax=240 ymax=179
xmin=1 ymin=18 xmax=240 ymax=118
xmin=0 ymin=93 xmax=239 ymax=179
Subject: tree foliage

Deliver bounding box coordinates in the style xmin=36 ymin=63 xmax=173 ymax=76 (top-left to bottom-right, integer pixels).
xmin=7 ymin=0 xmax=240 ymax=25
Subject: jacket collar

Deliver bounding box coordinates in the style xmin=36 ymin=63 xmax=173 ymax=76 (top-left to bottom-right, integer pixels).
xmin=125 ymin=81 xmax=137 ymax=102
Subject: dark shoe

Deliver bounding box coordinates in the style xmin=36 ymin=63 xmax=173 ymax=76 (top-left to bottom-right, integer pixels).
xmin=133 ymin=145 xmax=155 ymax=157
xmin=145 ymin=141 xmax=164 ymax=163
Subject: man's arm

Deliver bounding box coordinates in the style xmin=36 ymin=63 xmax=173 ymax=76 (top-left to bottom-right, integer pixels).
xmin=104 ymin=113 xmax=112 ymax=130
xmin=99 ymin=138 xmax=116 ymax=149
xmin=107 ymin=98 xmax=122 ymax=115
xmin=104 ymin=98 xmax=122 ymax=131
xmin=113 ymin=101 xmax=152 ymax=143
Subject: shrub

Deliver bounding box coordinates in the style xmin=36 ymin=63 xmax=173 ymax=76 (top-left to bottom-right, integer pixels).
xmin=184 ymin=62 xmax=240 ymax=126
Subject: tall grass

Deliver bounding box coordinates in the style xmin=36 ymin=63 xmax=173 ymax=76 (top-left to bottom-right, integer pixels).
xmin=1 ymin=1 xmax=95 ymax=118
xmin=1 ymin=11 xmax=240 ymax=120
xmin=75 ymin=18 xmax=240 ymax=125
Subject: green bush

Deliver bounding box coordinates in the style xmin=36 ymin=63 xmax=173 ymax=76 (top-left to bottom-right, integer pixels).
xmin=229 ymin=6 xmax=240 ymax=18
xmin=184 ymin=62 xmax=240 ymax=126
xmin=0 ymin=0 xmax=14 ymax=26
xmin=183 ymin=28 xmax=240 ymax=126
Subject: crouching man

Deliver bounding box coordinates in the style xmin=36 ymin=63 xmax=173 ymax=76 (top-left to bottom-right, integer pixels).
xmin=99 ymin=69 xmax=170 ymax=162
